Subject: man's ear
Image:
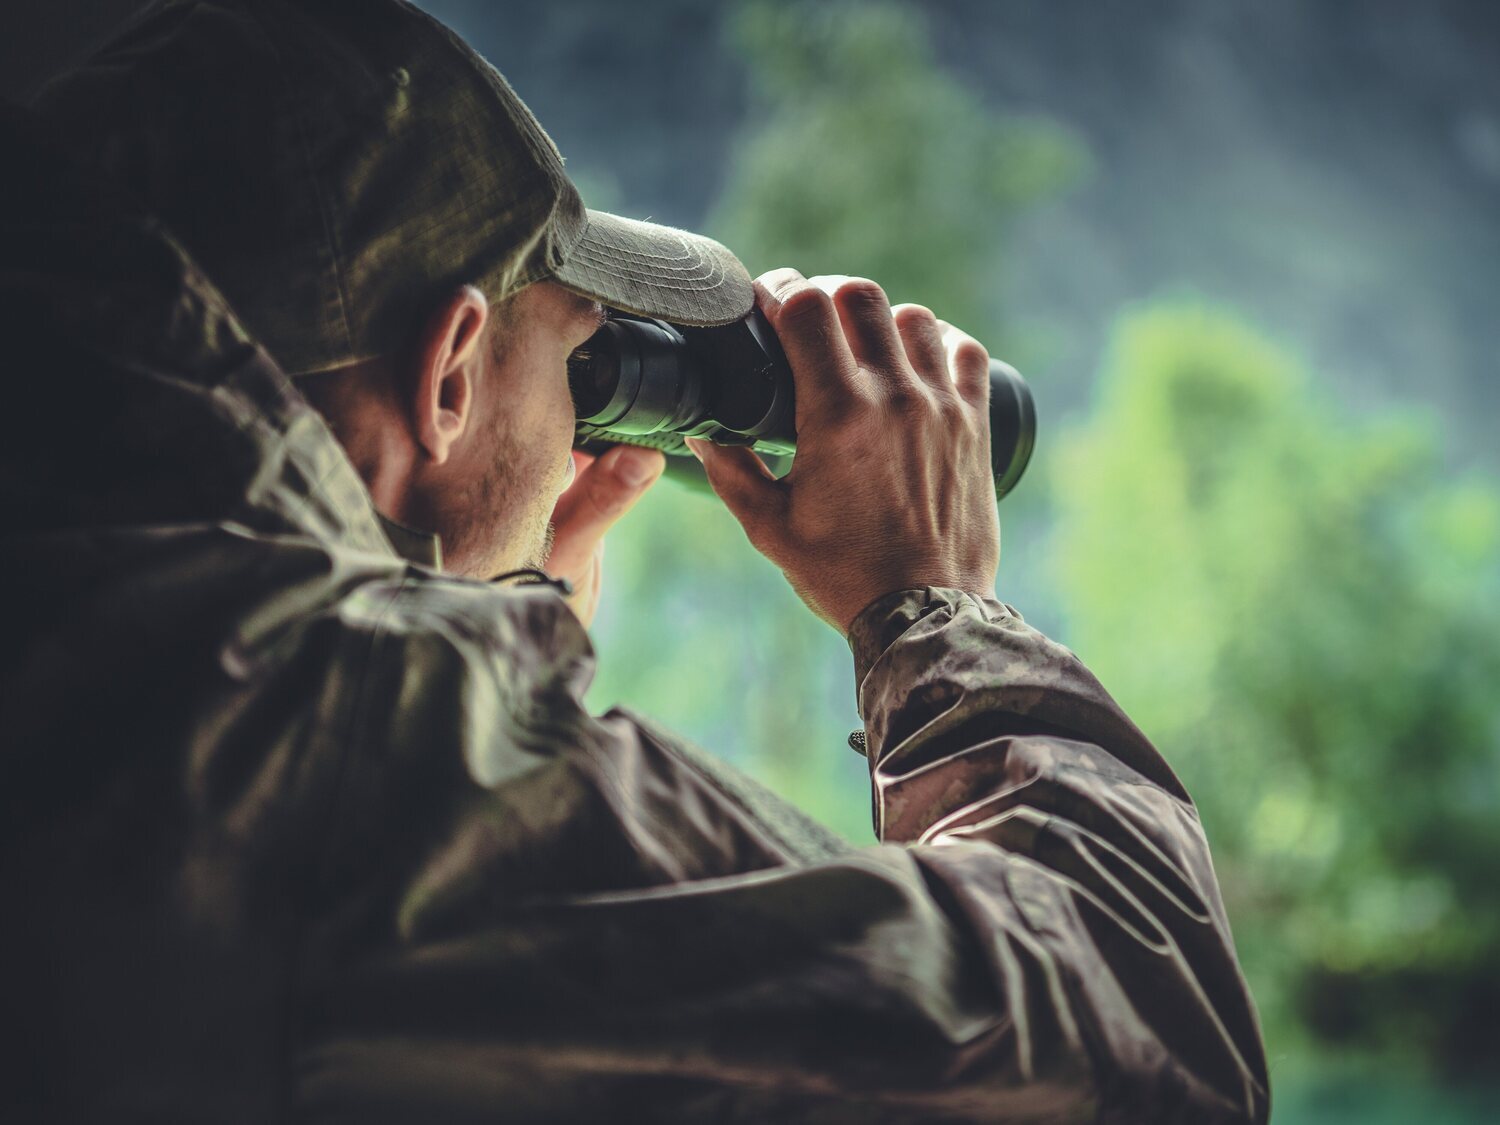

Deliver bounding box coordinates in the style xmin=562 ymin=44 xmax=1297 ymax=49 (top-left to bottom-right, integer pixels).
xmin=411 ymin=284 xmax=489 ymax=466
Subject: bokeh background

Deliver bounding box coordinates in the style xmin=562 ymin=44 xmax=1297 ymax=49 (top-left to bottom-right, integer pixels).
xmin=9 ymin=1 xmax=1499 ymax=1120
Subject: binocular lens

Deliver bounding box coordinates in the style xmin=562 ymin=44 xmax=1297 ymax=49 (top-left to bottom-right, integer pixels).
xmin=571 ymin=311 xmax=1035 ymax=500
xmin=988 ymin=361 xmax=1036 ymax=501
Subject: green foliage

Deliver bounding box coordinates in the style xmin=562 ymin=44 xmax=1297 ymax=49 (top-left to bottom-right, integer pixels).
xmin=1049 ymin=301 xmax=1500 ymax=1071
xmin=708 ymin=0 xmax=1086 ymax=334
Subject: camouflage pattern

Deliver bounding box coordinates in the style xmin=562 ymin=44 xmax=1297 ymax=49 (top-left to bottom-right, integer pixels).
xmin=32 ymin=0 xmax=755 ymax=378
xmin=0 ymin=109 xmax=1269 ymax=1122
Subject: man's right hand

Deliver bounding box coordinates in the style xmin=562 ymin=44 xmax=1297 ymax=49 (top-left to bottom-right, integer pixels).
xmin=685 ymin=267 xmax=1002 ymax=637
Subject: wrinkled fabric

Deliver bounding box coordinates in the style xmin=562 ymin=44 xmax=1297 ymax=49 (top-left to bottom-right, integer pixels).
xmin=32 ymin=0 xmax=755 ymax=375
xmin=0 ymin=109 xmax=1269 ymax=1123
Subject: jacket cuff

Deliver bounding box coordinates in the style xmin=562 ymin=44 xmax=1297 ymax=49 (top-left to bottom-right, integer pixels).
xmin=846 ymin=587 xmax=1018 ymax=707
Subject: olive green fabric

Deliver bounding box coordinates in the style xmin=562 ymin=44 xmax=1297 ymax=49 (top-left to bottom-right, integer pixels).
xmin=0 ymin=110 xmax=1268 ymax=1122
xmin=31 ymin=0 xmax=754 ymax=377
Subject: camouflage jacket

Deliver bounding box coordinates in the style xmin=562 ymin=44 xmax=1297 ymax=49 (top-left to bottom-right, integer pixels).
xmin=0 ymin=110 xmax=1268 ymax=1123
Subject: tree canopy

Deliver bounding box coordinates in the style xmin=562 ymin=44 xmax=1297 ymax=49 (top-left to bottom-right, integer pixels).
xmin=1051 ymin=302 xmax=1500 ymax=1071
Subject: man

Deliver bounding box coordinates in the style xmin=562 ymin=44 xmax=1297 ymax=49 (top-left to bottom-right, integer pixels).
xmin=5 ymin=0 xmax=1269 ymax=1121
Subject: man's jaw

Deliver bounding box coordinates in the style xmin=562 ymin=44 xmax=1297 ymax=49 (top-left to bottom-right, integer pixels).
xmin=523 ymin=519 xmax=557 ymax=573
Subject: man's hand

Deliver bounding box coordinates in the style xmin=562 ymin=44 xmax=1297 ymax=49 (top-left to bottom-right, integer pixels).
xmin=545 ymin=445 xmax=666 ymax=629
xmin=686 ymin=268 xmax=1001 ymax=637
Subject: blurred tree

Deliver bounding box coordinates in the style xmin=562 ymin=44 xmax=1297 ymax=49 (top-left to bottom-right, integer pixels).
xmin=709 ymin=0 xmax=1085 ymax=336
xmin=1049 ymin=302 xmax=1500 ymax=1074
xmin=586 ymin=0 xmax=1084 ymax=839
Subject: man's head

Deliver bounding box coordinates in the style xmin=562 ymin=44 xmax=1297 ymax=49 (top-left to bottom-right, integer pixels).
xmin=298 ymin=280 xmax=607 ymax=576
xmin=34 ymin=0 xmax=752 ymax=575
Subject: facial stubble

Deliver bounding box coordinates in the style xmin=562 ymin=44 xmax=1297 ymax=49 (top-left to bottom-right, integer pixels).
xmin=464 ymin=427 xmax=556 ymax=578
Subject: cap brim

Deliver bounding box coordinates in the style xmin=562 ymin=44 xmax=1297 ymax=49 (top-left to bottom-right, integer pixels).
xmin=550 ymin=209 xmax=755 ymax=327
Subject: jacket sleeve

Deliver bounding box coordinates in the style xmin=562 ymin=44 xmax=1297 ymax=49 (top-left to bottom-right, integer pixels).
xmin=292 ymin=578 xmax=1270 ymax=1125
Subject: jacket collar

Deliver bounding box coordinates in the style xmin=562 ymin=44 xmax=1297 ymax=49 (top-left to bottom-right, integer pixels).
xmin=376 ymin=511 xmax=444 ymax=569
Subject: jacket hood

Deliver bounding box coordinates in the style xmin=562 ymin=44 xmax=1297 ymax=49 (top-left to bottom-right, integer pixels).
xmin=0 ymin=103 xmax=394 ymax=559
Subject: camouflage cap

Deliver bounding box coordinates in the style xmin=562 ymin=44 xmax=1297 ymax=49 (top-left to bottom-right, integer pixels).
xmin=33 ymin=0 xmax=754 ymax=375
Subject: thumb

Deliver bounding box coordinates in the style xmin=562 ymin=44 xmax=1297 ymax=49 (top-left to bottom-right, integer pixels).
xmin=685 ymin=437 xmax=783 ymax=531
xmin=547 ymin=446 xmax=663 ymax=578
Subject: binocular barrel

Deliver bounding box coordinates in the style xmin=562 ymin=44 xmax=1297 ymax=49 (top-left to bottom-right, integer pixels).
xmin=570 ymin=310 xmax=1035 ymax=500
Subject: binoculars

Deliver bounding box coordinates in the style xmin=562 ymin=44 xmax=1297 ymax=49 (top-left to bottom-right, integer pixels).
xmin=570 ymin=308 xmax=1035 ymax=499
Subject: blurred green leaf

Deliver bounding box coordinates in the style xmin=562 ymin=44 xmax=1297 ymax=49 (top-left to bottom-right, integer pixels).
xmin=1049 ymin=300 xmax=1500 ymax=1072
xmin=709 ymin=0 xmax=1086 ymax=336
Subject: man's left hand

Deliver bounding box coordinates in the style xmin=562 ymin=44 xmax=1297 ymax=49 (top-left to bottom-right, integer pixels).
xmin=545 ymin=445 xmax=666 ymax=629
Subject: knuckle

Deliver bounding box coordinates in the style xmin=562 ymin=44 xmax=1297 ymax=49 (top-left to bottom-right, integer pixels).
xmin=936 ymin=392 xmax=968 ymax=424
xmin=892 ymin=303 xmax=938 ymax=331
xmin=812 ymin=389 xmax=872 ymax=431
xmin=758 ymin=266 xmax=804 ymax=290
xmin=882 ymin=385 xmax=932 ymax=417
xmin=952 ymin=336 xmax=990 ymax=373
xmin=776 ymin=283 xmax=837 ymax=329
xmin=956 ymin=404 xmax=985 ymax=441
xmin=832 ymin=276 xmax=888 ymax=311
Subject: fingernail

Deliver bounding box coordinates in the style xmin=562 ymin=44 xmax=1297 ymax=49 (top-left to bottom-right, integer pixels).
xmin=684 ymin=438 xmax=705 ymax=463
xmin=613 ymin=447 xmax=657 ymax=486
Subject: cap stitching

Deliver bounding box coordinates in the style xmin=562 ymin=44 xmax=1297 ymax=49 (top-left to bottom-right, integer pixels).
xmin=570 ymin=256 xmax=721 ymax=279
xmin=564 ymin=246 xmax=728 ymax=286
xmin=572 ymin=233 xmax=721 ymax=271
xmin=578 ymin=241 xmax=702 ymax=269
